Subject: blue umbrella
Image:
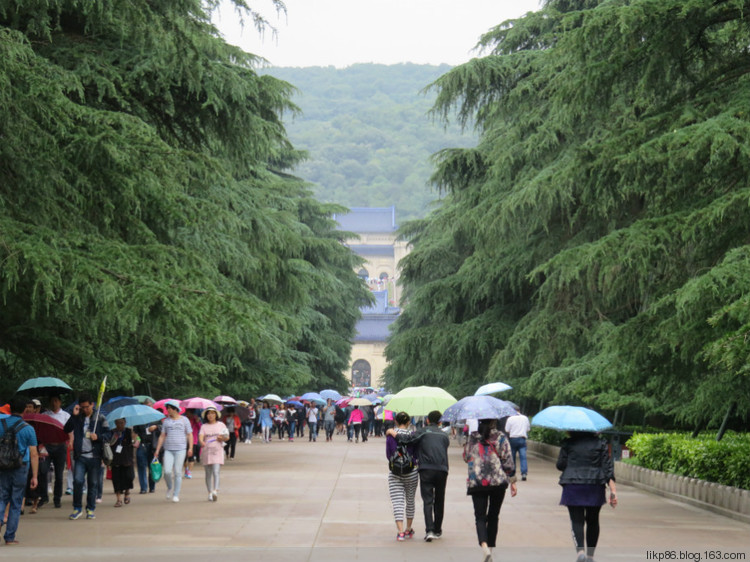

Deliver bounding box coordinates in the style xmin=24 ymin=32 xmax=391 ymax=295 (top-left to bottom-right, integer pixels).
xmin=105 ymin=404 xmax=166 ymax=427
xmin=17 ymin=377 xmax=73 ymax=394
xmin=286 ymin=400 xmax=304 ymax=408
xmin=440 ymin=395 xmax=517 ymax=423
xmin=320 ymin=389 xmax=342 ymax=401
xmin=100 ymin=396 xmax=139 ymax=417
xmin=301 ymin=392 xmax=324 ymax=402
xmin=363 ymin=394 xmax=382 ymax=404
xmin=531 ymin=406 xmax=612 ymax=432
xmin=474 ymin=382 xmax=513 ymax=396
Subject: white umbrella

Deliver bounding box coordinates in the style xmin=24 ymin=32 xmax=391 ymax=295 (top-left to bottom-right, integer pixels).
xmin=474 ymin=382 xmax=512 ymax=396
xmin=261 ymin=394 xmax=283 ymax=405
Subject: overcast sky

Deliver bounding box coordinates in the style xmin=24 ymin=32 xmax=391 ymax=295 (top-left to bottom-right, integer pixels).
xmin=214 ymin=0 xmax=541 ymax=68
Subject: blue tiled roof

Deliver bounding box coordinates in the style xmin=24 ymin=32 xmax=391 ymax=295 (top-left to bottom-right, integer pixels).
xmin=333 ymin=207 xmax=397 ymax=233
xmin=354 ymin=315 xmax=398 ymax=342
xmin=361 ymin=290 xmax=389 ymax=314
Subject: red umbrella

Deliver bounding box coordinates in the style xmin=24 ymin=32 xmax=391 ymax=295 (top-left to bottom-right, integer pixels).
xmin=152 ymin=398 xmax=185 ymax=414
xmin=22 ymin=413 xmax=68 ymax=444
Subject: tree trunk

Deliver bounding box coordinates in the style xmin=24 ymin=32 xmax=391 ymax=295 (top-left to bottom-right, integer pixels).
xmin=716 ymin=402 xmax=735 ymax=442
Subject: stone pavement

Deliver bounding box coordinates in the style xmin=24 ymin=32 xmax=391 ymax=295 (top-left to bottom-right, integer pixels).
xmin=7 ymin=434 xmax=750 ymax=562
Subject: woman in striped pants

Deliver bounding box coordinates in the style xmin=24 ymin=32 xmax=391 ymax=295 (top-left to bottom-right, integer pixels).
xmin=386 ymin=412 xmax=419 ymax=541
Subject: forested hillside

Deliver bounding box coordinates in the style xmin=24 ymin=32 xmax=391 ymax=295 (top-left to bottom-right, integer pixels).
xmin=264 ymin=64 xmax=476 ymax=221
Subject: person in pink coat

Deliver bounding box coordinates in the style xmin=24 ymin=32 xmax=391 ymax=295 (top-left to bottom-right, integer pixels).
xmin=348 ymin=406 xmax=364 ymax=443
xmin=198 ymin=407 xmax=229 ymax=502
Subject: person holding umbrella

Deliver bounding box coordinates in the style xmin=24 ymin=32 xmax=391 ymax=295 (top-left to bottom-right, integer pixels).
xmin=64 ymin=392 xmax=111 ymax=520
xmin=109 ymin=418 xmax=137 ymax=507
xmin=153 ymin=400 xmax=192 ymax=503
xmin=198 ymin=406 xmax=228 ymax=502
xmin=463 ymin=418 xmax=517 ymax=562
xmin=41 ymin=395 xmax=70 ymax=508
xmin=557 ymin=431 xmax=617 ymax=562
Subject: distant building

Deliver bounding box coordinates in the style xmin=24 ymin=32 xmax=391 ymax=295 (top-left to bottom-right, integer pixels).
xmin=333 ymin=206 xmax=409 ymax=388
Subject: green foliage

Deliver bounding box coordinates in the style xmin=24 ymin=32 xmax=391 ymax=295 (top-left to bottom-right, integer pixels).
xmin=528 ymin=427 xmax=565 ymax=446
xmin=261 ymin=64 xmax=477 ymax=222
xmin=627 ymin=432 xmax=750 ymax=490
xmin=384 ymin=0 xmax=750 ymax=428
xmin=0 ymin=0 xmax=370 ymax=399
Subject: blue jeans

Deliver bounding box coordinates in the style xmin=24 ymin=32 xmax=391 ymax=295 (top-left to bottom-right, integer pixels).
xmin=73 ymin=455 xmax=100 ymax=511
xmin=509 ymin=437 xmax=528 ymax=476
xmin=288 ymin=420 xmax=296 ymax=439
xmin=136 ymin=444 xmax=149 ymax=492
xmin=307 ymin=422 xmax=317 ymax=441
xmin=242 ymin=421 xmax=254 ymax=441
xmin=0 ymin=462 xmax=28 ymax=542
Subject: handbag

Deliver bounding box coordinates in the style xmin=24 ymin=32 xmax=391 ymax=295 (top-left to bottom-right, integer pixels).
xmin=102 ymin=441 xmax=114 ymax=466
xmin=150 ymin=458 xmax=163 ymax=482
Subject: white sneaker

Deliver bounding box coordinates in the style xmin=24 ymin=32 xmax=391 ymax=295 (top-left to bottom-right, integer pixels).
xmin=172 ymin=496 xmax=180 ymax=503
xmin=208 ymin=493 xmax=213 ymax=502
xmin=166 ymin=490 xmax=173 ymax=500
xmin=211 ymin=490 xmax=218 ymax=502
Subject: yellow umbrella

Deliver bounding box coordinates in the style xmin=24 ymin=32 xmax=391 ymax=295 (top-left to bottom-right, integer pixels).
xmin=383 ymin=386 xmax=457 ymax=416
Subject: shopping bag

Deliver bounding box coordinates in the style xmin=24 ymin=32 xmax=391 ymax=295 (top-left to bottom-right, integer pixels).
xmin=150 ymin=458 xmax=163 ymax=482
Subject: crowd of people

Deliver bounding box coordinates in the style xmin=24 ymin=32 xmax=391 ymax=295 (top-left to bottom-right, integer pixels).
xmin=0 ymin=393 xmax=617 ymax=562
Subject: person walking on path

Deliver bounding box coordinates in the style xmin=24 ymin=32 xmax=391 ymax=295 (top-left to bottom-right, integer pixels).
xmin=222 ymin=408 xmax=240 ymax=458
xmin=347 ymin=405 xmax=364 ymax=443
xmin=323 ymin=399 xmax=336 ymax=442
xmin=387 ymin=410 xmax=450 ymax=542
xmin=386 ymin=412 xmax=418 ymax=541
xmin=198 ymin=406 xmax=228 ymax=502
xmin=259 ymin=401 xmax=273 ymax=443
xmin=184 ymin=409 xmax=201 ymax=478
xmin=242 ymin=399 xmax=257 ymax=443
xmin=109 ymin=418 xmax=137 ymax=508
xmin=153 ymin=400 xmax=192 ymax=503
xmin=463 ymin=419 xmax=517 ymax=562
xmin=504 ymin=407 xmax=530 ymax=481
xmin=41 ymin=394 xmax=69 ymax=509
xmin=64 ymin=392 xmax=111 ymax=520
xmin=556 ymin=431 xmax=617 ymax=562
xmin=0 ymin=396 xmax=39 ymax=545
xmin=306 ymin=404 xmax=319 ymax=442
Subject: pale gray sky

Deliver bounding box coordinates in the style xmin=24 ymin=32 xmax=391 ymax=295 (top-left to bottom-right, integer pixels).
xmin=214 ymin=0 xmax=541 ymax=68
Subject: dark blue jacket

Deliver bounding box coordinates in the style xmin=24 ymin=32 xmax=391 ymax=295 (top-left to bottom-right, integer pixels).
xmin=64 ymin=409 xmax=111 ymax=460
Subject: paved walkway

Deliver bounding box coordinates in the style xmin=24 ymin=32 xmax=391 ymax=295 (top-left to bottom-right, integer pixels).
xmin=9 ymin=435 xmax=750 ymax=561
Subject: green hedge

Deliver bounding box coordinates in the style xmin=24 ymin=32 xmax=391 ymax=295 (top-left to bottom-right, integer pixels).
xmin=626 ymin=432 xmax=750 ymax=490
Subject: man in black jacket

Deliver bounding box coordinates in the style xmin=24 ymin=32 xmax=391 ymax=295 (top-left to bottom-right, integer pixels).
xmin=63 ymin=393 xmax=111 ymax=520
xmin=387 ymin=410 xmax=450 ymax=542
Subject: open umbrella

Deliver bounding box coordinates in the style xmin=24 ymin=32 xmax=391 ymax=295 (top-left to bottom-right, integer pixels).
xmin=181 ymin=397 xmax=222 ymax=411
xmin=17 ymin=377 xmax=72 ymax=395
xmin=336 ymin=396 xmax=353 ymax=406
xmin=100 ymin=396 xmax=139 ymax=417
xmin=132 ymin=395 xmax=155 ymax=404
xmin=301 ymin=392 xmax=324 ymax=402
xmin=384 ymin=386 xmax=457 ymax=416
xmin=106 ymin=404 xmax=166 ymax=427
xmin=213 ymin=395 xmax=237 ymax=405
xmin=474 ymin=382 xmax=513 ymax=396
xmin=363 ymin=394 xmax=381 ymax=404
xmin=286 ymin=400 xmax=304 ymax=408
xmin=22 ymin=413 xmax=68 ymax=444
xmin=531 ymin=406 xmax=612 ymax=432
xmin=440 ymin=395 xmax=517 ymax=423
xmin=152 ymin=398 xmax=184 ymax=414
xmin=261 ymin=394 xmax=283 ymax=405
xmin=348 ymin=397 xmax=373 ymax=407
xmin=320 ymin=389 xmax=342 ymax=401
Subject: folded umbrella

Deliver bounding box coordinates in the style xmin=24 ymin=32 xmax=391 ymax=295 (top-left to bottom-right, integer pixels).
xmin=106 ymin=404 xmax=166 ymax=427
xmin=531 ymin=406 xmax=612 ymax=432
xmin=440 ymin=395 xmax=517 ymax=423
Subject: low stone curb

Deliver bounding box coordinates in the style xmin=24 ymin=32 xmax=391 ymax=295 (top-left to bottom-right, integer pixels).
xmin=527 ymin=440 xmax=750 ymax=525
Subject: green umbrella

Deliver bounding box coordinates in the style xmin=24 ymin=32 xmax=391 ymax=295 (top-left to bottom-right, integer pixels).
xmin=383 ymin=386 xmax=457 ymax=416
xmin=17 ymin=377 xmax=72 ymax=394
xmin=132 ymin=395 xmax=155 ymax=404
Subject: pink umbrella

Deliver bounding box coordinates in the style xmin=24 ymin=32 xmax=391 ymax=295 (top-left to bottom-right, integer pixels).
xmin=152 ymin=398 xmax=185 ymax=414
xmin=213 ymin=395 xmax=237 ymax=405
xmin=336 ymin=397 xmax=353 ymax=406
xmin=181 ymin=397 xmax=222 ymax=411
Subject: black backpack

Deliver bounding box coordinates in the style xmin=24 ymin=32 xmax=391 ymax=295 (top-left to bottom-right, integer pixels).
xmin=0 ymin=418 xmax=26 ymax=470
xmin=388 ymin=442 xmax=415 ymax=476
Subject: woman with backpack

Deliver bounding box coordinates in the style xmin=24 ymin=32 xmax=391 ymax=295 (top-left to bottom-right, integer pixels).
xmin=385 ymin=411 xmax=418 ymax=542
xmin=463 ymin=418 xmax=516 ymax=562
